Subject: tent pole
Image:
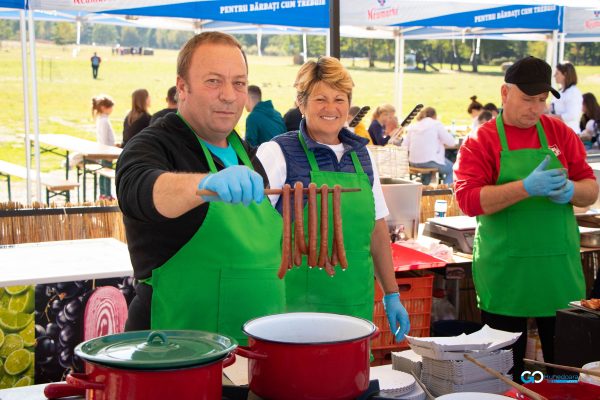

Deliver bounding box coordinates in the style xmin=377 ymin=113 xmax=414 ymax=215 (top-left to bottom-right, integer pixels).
xmin=559 ymin=32 xmax=565 ymax=63
xmin=27 ymin=7 xmax=42 ymax=203
xmin=393 ymin=30 xmax=404 ymax=118
xmin=325 ymin=30 xmax=330 ymax=57
xmin=257 ymin=27 xmax=262 ymax=57
xmin=328 ymin=0 xmax=340 ymax=58
xmin=76 ymin=19 xmax=81 ymax=55
xmin=302 ymin=32 xmax=307 ymax=63
xmin=20 ymin=10 xmax=31 ymax=204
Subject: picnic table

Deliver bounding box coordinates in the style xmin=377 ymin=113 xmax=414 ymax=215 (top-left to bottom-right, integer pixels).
xmin=29 ymin=134 xmax=121 ymax=201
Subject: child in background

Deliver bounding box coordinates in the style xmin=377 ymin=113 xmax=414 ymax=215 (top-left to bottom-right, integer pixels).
xmin=92 ymin=94 xmax=116 ymax=200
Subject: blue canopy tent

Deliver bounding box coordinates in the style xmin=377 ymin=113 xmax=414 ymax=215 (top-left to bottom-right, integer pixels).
xmin=5 ymin=0 xmax=598 ymax=202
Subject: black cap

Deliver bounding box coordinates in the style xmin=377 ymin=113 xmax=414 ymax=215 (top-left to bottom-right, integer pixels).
xmin=504 ymin=56 xmax=560 ymax=99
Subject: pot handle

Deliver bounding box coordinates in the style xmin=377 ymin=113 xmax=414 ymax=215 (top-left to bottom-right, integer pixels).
xmin=370 ymin=326 xmax=380 ymax=340
xmin=66 ymin=373 xmax=105 ymax=391
xmin=222 ymin=352 xmax=236 ymax=368
xmin=234 ymin=345 xmax=268 ymax=360
xmin=43 ymin=382 xmax=86 ymax=399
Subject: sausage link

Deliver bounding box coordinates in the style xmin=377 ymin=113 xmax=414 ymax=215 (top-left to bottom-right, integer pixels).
xmin=333 ymin=184 xmax=348 ymax=269
xmin=307 ymin=183 xmax=318 ymax=267
xmin=278 ymin=184 xmax=292 ymax=279
xmin=293 ymin=238 xmax=302 ymax=266
xmin=317 ymin=184 xmax=329 ymax=269
xmin=330 ymin=234 xmax=339 ymax=267
xmin=294 ymin=181 xmax=307 ymax=254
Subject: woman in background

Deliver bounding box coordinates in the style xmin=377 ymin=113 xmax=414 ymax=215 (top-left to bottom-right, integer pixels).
xmin=551 ymin=62 xmax=583 ymax=133
xmin=122 ymin=88 xmax=151 ymax=146
xmin=92 ymin=94 xmax=116 ymax=200
xmin=579 ymin=93 xmax=600 ymax=148
xmin=467 ymin=96 xmax=483 ymax=132
xmin=368 ymin=104 xmax=395 ymax=146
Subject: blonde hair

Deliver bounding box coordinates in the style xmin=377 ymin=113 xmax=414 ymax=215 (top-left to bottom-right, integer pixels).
xmin=416 ymin=106 xmax=436 ymax=121
xmin=294 ymin=56 xmax=354 ymax=107
xmin=91 ymin=94 xmax=114 ymax=118
xmin=177 ymin=31 xmax=246 ymax=82
xmin=127 ymin=88 xmax=150 ymax=125
xmin=372 ymin=104 xmax=395 ymax=122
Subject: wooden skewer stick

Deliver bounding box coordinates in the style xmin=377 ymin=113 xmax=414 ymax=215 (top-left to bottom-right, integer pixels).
xmin=196 ymin=187 xmax=360 ymax=197
xmin=523 ymin=358 xmax=600 ymax=378
xmin=409 ymin=371 xmax=435 ymax=400
xmin=464 ymin=354 xmax=548 ymax=400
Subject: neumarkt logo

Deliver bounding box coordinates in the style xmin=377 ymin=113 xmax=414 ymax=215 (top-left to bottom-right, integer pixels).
xmin=521 ymin=370 xmax=579 ymax=384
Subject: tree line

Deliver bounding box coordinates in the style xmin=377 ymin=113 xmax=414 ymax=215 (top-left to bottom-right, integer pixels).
xmin=0 ymin=20 xmax=598 ymax=66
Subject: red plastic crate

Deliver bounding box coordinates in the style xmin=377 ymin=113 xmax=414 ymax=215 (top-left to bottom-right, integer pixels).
xmin=372 ymin=274 xmax=434 ymax=357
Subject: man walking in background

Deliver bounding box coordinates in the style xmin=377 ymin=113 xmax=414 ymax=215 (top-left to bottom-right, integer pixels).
xmin=245 ymin=85 xmax=286 ymax=147
xmin=90 ymin=52 xmax=101 ymax=79
xmin=150 ymin=86 xmax=178 ymax=125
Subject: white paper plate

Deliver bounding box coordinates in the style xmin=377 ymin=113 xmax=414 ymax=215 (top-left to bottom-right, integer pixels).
xmin=436 ymin=393 xmax=511 ymax=400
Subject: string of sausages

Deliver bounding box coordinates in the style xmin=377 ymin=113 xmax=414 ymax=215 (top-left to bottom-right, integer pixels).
xmin=278 ymin=182 xmax=348 ymax=279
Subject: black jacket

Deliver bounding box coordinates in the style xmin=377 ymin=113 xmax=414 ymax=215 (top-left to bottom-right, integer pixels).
xmin=116 ymin=112 xmax=268 ymax=279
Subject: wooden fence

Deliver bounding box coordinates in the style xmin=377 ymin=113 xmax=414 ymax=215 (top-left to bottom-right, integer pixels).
xmin=0 ymin=201 xmax=125 ymax=245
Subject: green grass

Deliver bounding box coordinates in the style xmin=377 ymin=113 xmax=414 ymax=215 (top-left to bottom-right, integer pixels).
xmin=1 ymin=40 xmax=599 ymax=173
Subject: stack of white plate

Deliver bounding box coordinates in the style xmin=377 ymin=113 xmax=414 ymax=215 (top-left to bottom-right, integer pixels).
xmin=370 ymin=364 xmax=425 ymax=400
xmin=392 ymin=349 xmax=423 ymax=377
xmin=420 ymin=350 xmax=513 ymax=396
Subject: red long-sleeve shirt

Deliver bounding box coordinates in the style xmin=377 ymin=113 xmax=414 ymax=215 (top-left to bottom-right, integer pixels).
xmin=454 ymin=114 xmax=594 ymax=216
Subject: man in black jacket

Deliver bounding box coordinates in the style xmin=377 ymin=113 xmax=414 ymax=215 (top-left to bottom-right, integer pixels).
xmin=116 ymin=32 xmax=284 ymax=340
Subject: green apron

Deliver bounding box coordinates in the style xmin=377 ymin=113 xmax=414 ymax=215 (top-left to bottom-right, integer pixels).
xmin=473 ymin=113 xmax=584 ymax=317
xmin=285 ymin=133 xmax=376 ymax=321
xmin=147 ymin=130 xmax=284 ymax=345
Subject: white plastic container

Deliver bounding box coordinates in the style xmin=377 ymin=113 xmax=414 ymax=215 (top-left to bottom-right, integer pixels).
xmin=434 ymin=200 xmax=448 ymax=218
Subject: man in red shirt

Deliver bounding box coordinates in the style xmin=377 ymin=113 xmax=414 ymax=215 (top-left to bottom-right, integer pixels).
xmin=454 ymin=56 xmax=598 ymax=381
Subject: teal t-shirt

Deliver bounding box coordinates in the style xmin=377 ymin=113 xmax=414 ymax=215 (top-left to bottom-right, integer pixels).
xmin=201 ymin=140 xmax=239 ymax=167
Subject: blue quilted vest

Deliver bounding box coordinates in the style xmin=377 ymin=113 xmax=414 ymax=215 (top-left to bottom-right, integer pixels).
xmin=272 ymin=119 xmax=374 ymax=213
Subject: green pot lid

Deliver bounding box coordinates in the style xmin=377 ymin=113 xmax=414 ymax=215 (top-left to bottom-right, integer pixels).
xmin=75 ymin=330 xmax=237 ymax=370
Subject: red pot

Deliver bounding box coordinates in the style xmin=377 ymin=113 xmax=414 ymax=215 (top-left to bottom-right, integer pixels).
xmin=44 ymin=330 xmax=237 ymax=400
xmin=237 ymin=312 xmax=378 ymax=400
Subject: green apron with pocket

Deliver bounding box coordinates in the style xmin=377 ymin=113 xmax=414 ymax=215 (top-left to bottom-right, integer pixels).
xmin=285 ymin=133 xmax=376 ymax=321
xmin=146 ymin=131 xmax=284 ymax=345
xmin=473 ymin=113 xmax=584 ymax=317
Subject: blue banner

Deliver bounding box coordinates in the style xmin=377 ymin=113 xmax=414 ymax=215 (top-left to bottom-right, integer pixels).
xmin=104 ymin=0 xmax=329 ymax=28
xmin=0 ymin=0 xmax=24 ymax=9
xmin=398 ymin=4 xmax=562 ymax=31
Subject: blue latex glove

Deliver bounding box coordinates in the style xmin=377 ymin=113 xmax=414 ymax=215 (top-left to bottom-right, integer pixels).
xmin=198 ymin=165 xmax=264 ymax=206
xmin=548 ymin=179 xmax=575 ymax=204
xmin=382 ymin=293 xmax=410 ymax=342
xmin=522 ymin=156 xmax=567 ymax=197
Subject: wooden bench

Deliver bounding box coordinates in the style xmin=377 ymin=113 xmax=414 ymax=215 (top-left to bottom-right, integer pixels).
xmin=0 ymin=160 xmax=79 ymax=204
xmin=409 ymin=166 xmax=440 ymax=184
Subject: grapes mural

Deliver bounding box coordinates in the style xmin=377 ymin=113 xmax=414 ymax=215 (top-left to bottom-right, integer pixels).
xmin=33 ymin=277 xmax=135 ymax=384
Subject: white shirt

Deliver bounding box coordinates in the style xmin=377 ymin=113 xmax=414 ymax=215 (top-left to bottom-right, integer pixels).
xmin=96 ymin=114 xmax=115 ymax=146
xmin=551 ymin=85 xmax=583 ymax=133
xmin=584 ymin=119 xmax=597 ymax=134
xmin=402 ymin=117 xmax=455 ymax=165
xmin=257 ymin=141 xmax=389 ymax=220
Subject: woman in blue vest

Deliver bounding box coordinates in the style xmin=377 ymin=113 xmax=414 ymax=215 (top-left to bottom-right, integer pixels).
xmin=257 ymin=57 xmax=410 ymax=342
